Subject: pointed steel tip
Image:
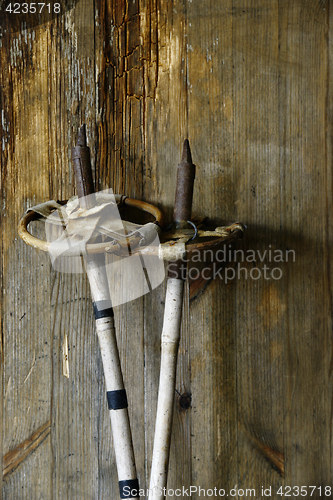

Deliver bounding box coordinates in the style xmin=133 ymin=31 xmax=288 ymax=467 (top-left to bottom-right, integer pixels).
xmin=181 ymin=139 xmax=192 ymax=164
xmin=77 ymin=124 xmax=87 ymax=147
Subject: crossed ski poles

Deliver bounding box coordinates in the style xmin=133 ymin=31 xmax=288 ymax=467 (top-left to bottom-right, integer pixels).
xmin=18 ymin=127 xmax=209 ymax=499
xmin=70 ymin=128 xmax=195 ymax=499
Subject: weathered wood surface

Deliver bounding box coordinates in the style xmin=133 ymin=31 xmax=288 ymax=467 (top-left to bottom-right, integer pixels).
xmin=1 ymin=0 xmax=332 ymax=498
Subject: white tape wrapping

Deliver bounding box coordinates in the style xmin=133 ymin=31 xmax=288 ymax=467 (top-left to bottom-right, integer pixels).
xmin=137 ymin=222 xmax=161 ymax=246
xmin=158 ymin=242 xmax=186 ymax=261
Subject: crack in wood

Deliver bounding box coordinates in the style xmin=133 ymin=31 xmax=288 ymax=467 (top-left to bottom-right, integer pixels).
xmin=3 ymin=420 xmax=51 ymax=478
xmin=246 ymin=428 xmax=285 ymax=477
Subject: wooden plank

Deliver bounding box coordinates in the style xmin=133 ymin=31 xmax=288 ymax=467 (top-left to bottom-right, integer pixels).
xmin=186 ymin=0 xmax=239 ymax=494
xmin=231 ymin=0 xmax=284 ymax=492
xmin=51 ymin=272 xmax=102 ymax=499
xmin=278 ymin=0 xmax=332 ymax=488
xmin=1 ymin=0 xmax=333 ymax=497
xmin=1 ymin=23 xmax=54 ymax=500
xmin=1 ymin=0 xmax=104 ymax=497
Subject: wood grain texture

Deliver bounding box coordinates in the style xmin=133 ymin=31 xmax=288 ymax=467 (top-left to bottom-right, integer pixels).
xmin=1 ymin=0 xmax=333 ymax=498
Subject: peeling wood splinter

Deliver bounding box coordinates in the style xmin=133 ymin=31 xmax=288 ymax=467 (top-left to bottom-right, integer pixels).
xmin=3 ymin=421 xmax=51 ymax=478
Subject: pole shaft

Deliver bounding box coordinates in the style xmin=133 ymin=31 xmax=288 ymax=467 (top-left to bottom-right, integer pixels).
xmin=71 ymin=126 xmax=139 ymax=499
xmin=148 ymin=278 xmax=184 ymax=499
xmin=149 ymin=140 xmax=196 ymax=499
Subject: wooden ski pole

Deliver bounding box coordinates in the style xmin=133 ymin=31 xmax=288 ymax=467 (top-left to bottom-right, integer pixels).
xmin=72 ymin=125 xmax=139 ymax=499
xmin=148 ymin=140 xmax=195 ymax=500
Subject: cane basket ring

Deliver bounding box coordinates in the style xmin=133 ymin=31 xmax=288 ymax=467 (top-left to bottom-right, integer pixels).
xmin=18 ymin=196 xmax=164 ymax=256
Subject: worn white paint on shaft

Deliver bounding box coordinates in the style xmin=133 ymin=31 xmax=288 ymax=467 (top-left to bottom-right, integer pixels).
xmin=85 ymin=257 xmax=138 ymax=498
xmin=96 ymin=318 xmax=137 ymax=478
xmin=85 ymin=257 xmax=110 ymax=302
xmin=96 ymin=318 xmax=124 ymax=390
xmin=149 ymin=278 xmax=184 ymax=500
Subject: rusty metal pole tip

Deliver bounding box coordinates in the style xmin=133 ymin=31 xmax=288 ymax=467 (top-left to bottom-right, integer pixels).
xmin=71 ymin=124 xmax=95 ymax=208
xmin=181 ymin=139 xmax=192 ymax=164
xmin=77 ymin=124 xmax=87 ymax=147
xmin=173 ymin=139 xmax=196 ymax=229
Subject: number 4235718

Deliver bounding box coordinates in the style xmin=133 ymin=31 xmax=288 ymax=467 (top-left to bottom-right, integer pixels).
xmin=277 ymin=486 xmax=331 ymax=496
xmin=5 ymin=3 xmax=60 ymax=13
